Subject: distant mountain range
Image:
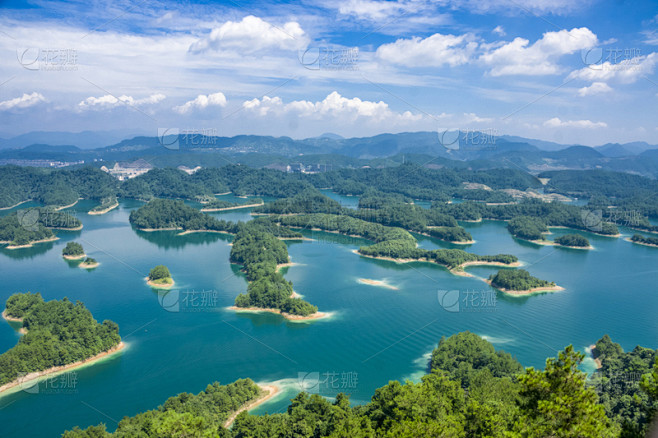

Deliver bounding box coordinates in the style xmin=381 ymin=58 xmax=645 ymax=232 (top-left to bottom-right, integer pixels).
xmin=2 ymin=130 xmax=658 ymax=178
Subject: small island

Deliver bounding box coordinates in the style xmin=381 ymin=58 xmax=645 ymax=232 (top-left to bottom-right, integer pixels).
xmin=0 ymin=292 xmax=122 ymax=396
xmin=62 ymin=241 xmax=86 ymax=260
xmin=79 ymin=257 xmax=99 ymax=269
xmin=147 ymin=265 xmax=175 ymax=288
xmin=554 ymin=234 xmax=592 ymax=249
xmin=201 ymin=198 xmax=264 ymax=212
xmin=630 ymin=234 xmax=658 ymax=248
xmin=487 ymin=269 xmax=564 ymax=296
xmin=230 ymin=223 xmax=323 ymax=320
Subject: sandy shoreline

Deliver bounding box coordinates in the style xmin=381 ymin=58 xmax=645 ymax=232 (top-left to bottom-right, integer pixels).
xmin=146 ymin=277 xmax=175 ymax=289
xmin=5 ymin=236 xmax=59 ymax=249
xmin=228 ymin=306 xmax=329 ymax=321
xmin=63 ymin=254 xmax=86 ymax=260
xmin=484 ymin=279 xmax=564 ymax=296
xmin=201 ymin=202 xmax=264 ymax=212
xmin=88 ymin=201 xmax=119 ymax=215
xmin=276 ymin=262 xmax=297 ymax=272
xmin=358 ymin=278 xmax=399 ymax=290
xmin=626 ymin=237 xmax=658 ymax=248
xmin=589 ymin=344 xmax=603 ymax=369
xmin=54 ymin=199 xmax=80 ymax=211
xmin=80 ymin=261 xmax=99 ymax=269
xmin=223 ymin=384 xmax=280 ymax=428
xmin=177 ymin=229 xmax=232 ymax=236
xmin=0 ymin=200 xmax=31 ymax=210
xmin=0 ymin=341 xmax=125 ymax=397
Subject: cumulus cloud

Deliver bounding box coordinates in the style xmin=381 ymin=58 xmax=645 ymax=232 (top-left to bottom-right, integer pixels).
xmin=78 ymin=93 xmax=166 ymax=109
xmin=173 ymin=92 xmax=227 ymax=114
xmin=480 ymin=27 xmax=598 ymax=76
xmin=0 ymin=92 xmax=46 ymax=110
xmin=242 ymin=91 xmax=423 ymax=123
xmin=567 ymin=52 xmax=658 ymax=84
xmin=189 ymin=15 xmax=309 ymax=53
xmin=578 ymin=82 xmax=612 ymax=96
xmin=543 ymin=117 xmax=607 ymax=128
xmin=376 ymin=33 xmax=478 ymax=67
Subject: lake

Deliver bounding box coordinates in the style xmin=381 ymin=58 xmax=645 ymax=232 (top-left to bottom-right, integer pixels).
xmin=0 ymin=195 xmax=657 ymax=436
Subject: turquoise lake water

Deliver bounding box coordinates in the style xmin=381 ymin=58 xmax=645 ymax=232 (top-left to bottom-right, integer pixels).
xmin=0 ymin=194 xmax=657 ymax=436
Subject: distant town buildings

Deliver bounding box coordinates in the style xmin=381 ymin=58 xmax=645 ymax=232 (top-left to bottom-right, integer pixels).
xmin=286 ymin=163 xmax=332 ymax=174
xmin=0 ymin=159 xmax=85 ymax=167
xmin=103 ymin=159 xmax=153 ymax=180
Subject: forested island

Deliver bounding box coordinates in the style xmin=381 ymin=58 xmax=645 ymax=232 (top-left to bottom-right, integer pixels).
xmin=0 ymin=293 xmax=122 ymax=394
xmin=80 ymin=257 xmax=99 ymax=269
xmin=0 ymin=208 xmax=80 ymax=248
xmin=62 ymin=241 xmax=86 ymax=259
xmin=147 ymin=265 xmax=174 ymax=288
xmin=130 ymin=199 xmax=236 ymax=234
xmin=277 ymin=213 xmax=517 ymax=274
xmin=507 ymin=216 xmax=549 ymax=242
xmin=62 ymin=331 xmax=658 ymax=437
xmin=630 ymin=234 xmax=658 ymax=248
xmin=554 ymin=234 xmax=592 ymax=248
xmin=488 ymin=269 xmax=562 ymax=295
xmin=230 ymin=222 xmax=321 ymax=319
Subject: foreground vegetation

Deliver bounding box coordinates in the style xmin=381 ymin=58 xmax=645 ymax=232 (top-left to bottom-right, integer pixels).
xmin=0 ymin=293 xmax=121 ymax=387
xmin=62 ymin=332 xmax=658 ymax=437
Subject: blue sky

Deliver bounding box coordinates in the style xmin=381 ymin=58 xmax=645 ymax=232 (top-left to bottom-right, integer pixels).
xmin=0 ymin=0 xmax=657 ymax=145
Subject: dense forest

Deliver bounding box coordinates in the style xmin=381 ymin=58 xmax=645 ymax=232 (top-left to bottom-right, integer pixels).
xmin=592 ymin=335 xmax=658 ymax=437
xmin=507 ymin=216 xmax=548 ymax=241
xmin=555 ymin=234 xmax=591 ymax=248
xmin=62 ymin=241 xmax=85 ymax=257
xmin=231 ymin=222 xmax=318 ymax=316
xmin=129 ymin=199 xmax=236 ymax=232
xmin=0 ymin=208 xmax=80 ymax=246
xmin=277 ymin=213 xmax=516 ymax=270
xmin=0 ymin=292 xmax=121 ymax=386
xmin=489 ymin=269 xmax=556 ymax=291
xmin=62 ymin=332 xmax=658 ymax=437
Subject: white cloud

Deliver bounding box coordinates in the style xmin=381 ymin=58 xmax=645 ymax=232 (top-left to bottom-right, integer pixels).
xmin=446 ymin=0 xmax=590 ymax=15
xmin=376 ymin=33 xmax=478 ymax=67
xmin=492 ymin=26 xmax=506 ymax=36
xmin=242 ymin=91 xmax=423 ymax=123
xmin=567 ymin=52 xmax=658 ymax=84
xmin=0 ymin=92 xmax=46 ymax=110
xmin=480 ymin=27 xmax=598 ymax=76
xmin=78 ymin=94 xmax=166 ymax=109
xmin=543 ymin=117 xmax=607 ymax=128
xmin=577 ymin=82 xmax=612 ymax=96
xmin=173 ymin=92 xmax=227 ymax=114
xmin=336 ymin=0 xmax=422 ymax=20
xmin=189 ymin=15 xmax=309 ymax=53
